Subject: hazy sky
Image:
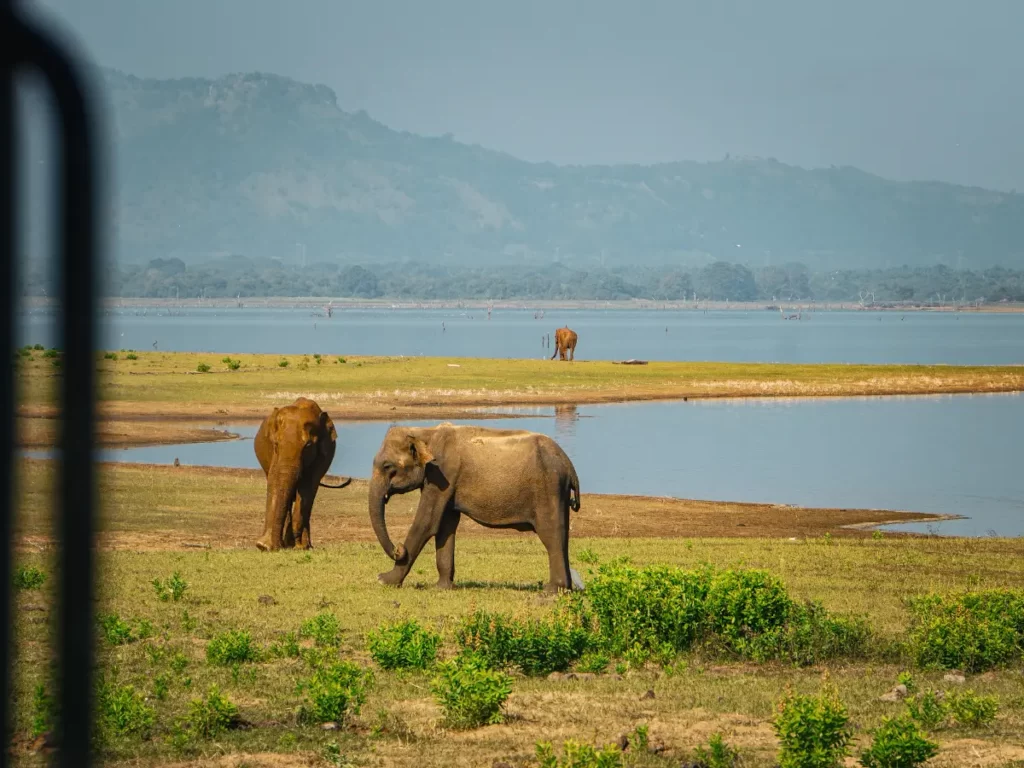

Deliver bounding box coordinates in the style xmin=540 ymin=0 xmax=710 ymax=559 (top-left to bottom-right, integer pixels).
xmin=29 ymin=0 xmax=1024 ymax=191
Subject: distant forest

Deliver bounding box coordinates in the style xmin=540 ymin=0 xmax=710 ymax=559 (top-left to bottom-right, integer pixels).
xmin=28 ymin=257 xmax=1024 ymax=304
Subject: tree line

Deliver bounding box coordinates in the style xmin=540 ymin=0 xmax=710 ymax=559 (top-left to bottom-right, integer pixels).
xmin=25 ymin=257 xmax=1024 ymax=304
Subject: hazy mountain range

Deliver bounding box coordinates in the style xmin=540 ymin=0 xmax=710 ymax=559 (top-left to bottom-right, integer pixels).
xmin=97 ymin=67 xmax=1024 ymax=271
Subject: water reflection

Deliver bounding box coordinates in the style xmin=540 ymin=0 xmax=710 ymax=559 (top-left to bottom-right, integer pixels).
xmin=553 ymin=404 xmax=579 ymax=439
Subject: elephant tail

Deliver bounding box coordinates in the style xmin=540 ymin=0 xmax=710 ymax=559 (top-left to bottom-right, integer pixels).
xmin=568 ymin=466 xmax=581 ymax=512
xmin=319 ymin=476 xmax=353 ymax=489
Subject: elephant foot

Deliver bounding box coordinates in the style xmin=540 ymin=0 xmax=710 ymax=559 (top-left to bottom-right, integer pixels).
xmin=436 ymin=579 xmax=454 ymax=590
xmin=255 ymin=534 xmax=276 ymax=552
xmin=377 ymin=568 xmax=405 ymax=587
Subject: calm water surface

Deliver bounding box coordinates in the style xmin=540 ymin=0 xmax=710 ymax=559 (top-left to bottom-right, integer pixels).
xmin=40 ymin=394 xmax=1022 ymax=538
xmin=19 ymin=307 xmax=1024 ymax=364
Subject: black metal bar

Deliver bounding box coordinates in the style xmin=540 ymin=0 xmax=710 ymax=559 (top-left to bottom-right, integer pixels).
xmin=6 ymin=4 xmax=100 ymax=766
xmin=1 ymin=0 xmax=18 ymax=764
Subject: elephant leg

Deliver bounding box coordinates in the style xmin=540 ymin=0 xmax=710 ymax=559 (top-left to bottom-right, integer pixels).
xmin=535 ymin=499 xmax=572 ymax=592
xmin=292 ymin=482 xmax=318 ymax=549
xmin=378 ymin=488 xmax=450 ymax=587
xmin=434 ymin=507 xmax=461 ymax=589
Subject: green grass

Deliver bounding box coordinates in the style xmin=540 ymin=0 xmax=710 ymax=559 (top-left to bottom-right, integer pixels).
xmin=9 ymin=537 xmax=1024 ymax=766
xmin=16 ymin=352 xmax=1024 ymax=413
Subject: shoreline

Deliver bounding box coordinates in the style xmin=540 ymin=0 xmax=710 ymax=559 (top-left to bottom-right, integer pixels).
xmin=21 ymin=296 xmax=1024 ymax=313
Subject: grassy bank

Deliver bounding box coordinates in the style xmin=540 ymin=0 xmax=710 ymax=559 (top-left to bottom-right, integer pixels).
xmin=11 ymin=460 xmax=1024 ymax=766
xmin=16 ymin=350 xmax=1024 ymax=424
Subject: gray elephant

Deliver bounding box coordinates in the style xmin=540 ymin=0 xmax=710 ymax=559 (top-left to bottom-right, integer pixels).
xmin=368 ymin=423 xmax=581 ymax=591
xmin=254 ymin=397 xmax=350 ymax=551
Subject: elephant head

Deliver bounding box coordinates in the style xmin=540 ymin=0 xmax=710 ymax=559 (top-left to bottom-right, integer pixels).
xmin=368 ymin=428 xmax=434 ymax=562
xmin=256 ymin=398 xmax=337 ymax=551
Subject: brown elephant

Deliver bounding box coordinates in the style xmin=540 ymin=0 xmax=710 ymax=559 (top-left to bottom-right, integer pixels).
xmin=368 ymin=423 xmax=581 ymax=591
xmin=254 ymin=397 xmax=351 ymax=551
xmin=551 ymin=326 xmax=578 ymax=361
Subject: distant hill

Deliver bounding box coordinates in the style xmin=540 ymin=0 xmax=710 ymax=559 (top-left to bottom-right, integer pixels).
xmin=99 ymin=68 xmax=1024 ymax=270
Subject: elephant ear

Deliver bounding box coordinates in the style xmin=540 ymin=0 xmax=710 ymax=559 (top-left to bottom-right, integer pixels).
xmin=319 ymin=411 xmax=337 ymax=442
xmin=408 ymin=434 xmax=434 ymax=465
xmin=266 ymin=407 xmax=282 ymax=445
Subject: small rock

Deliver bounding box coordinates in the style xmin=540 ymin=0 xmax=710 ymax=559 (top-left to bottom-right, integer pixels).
xmin=641 ymin=689 xmax=656 ymax=700
xmin=257 ymin=595 xmax=276 ymax=606
xmin=943 ymin=672 xmax=966 ymax=684
xmin=320 ymin=721 xmax=338 ymax=731
xmin=615 ymin=733 xmax=630 ymax=751
xmin=879 ymin=683 xmax=908 ymax=702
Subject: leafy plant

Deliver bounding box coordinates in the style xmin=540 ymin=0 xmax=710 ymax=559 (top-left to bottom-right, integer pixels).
xmin=103 ymin=352 xmax=118 ymax=360
xmin=32 ymin=344 xmax=43 ymax=350
xmin=772 ymin=683 xmax=853 ymax=768
xmin=278 ymin=359 xmax=289 ymax=368
xmin=226 ymin=358 xmax=241 ymax=370
xmin=298 ymin=661 xmax=371 ymax=724
xmin=30 ymin=683 xmax=54 ymax=738
xmin=431 ymin=653 xmax=513 ymax=729
xmin=300 ymin=611 xmax=343 ymax=647
xmin=186 ymin=685 xmax=239 ymax=737
xmin=946 ymin=689 xmax=998 ymax=727
xmin=575 ymin=652 xmax=610 ymax=674
xmin=152 ymin=571 xmax=188 ymax=602
xmin=170 ymin=651 xmax=189 ymax=675
xmin=904 ymin=690 xmax=947 ymax=730
xmin=125 ymin=352 xmax=138 ymax=360
xmin=42 ymin=348 xmax=59 ymax=359
xmin=206 ymin=629 xmax=260 ymax=665
xmin=99 ymin=613 xmax=148 ymax=646
xmin=336 ymin=357 xmax=346 ymax=364
xmin=14 ymin=565 xmax=47 ymax=590
xmin=576 ymin=548 xmax=600 ymax=565
xmin=195 ymin=362 xmax=211 ymax=373
xmin=270 ymin=631 xmax=301 ymax=659
xmin=313 ymin=353 xmax=322 ymax=364
xmin=368 ymin=619 xmax=442 ymax=670
xmin=859 ymin=715 xmax=939 ymax=768
xmin=693 ymin=732 xmax=741 ymax=768
xmin=895 ymin=672 xmax=916 ymax=693
xmin=96 ymin=681 xmax=155 ymax=739
xmin=536 ymin=739 xmax=623 ymax=767
xmin=152 ymin=673 xmax=170 ymax=701
xmin=905 ymin=588 xmax=1024 ymax=672
xmin=456 ymin=609 xmax=590 ymax=676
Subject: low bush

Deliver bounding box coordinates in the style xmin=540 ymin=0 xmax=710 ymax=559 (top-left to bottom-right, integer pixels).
xmin=152 ymin=571 xmax=188 ymax=602
xmin=96 ymin=681 xmax=155 ymax=740
xmin=368 ymin=619 xmax=441 ymax=670
xmin=905 ymin=589 xmax=1024 ymax=672
xmin=946 ymin=689 xmax=999 ymax=728
xmin=125 ymin=352 xmax=138 ymax=360
xmin=298 ymin=661 xmax=371 ymax=725
xmin=14 ymin=565 xmax=47 ymax=590
xmin=905 ymin=690 xmax=947 ymax=730
xmin=859 ymin=715 xmax=939 ymax=768
xmin=772 ymin=683 xmax=853 ymax=768
xmin=195 ymin=362 xmax=211 ymax=373
xmin=206 ymin=629 xmax=260 ymax=665
xmin=431 ymin=653 xmax=512 ymax=729
xmin=32 ymin=344 xmax=43 ymax=351
xmin=278 ymin=359 xmax=289 ymax=368
xmin=535 ymin=740 xmax=623 ymax=768
xmin=103 ymin=352 xmax=118 ymax=360
xmin=456 ymin=609 xmax=590 ymax=676
xmin=30 ymin=684 xmax=54 ymax=739
xmin=99 ymin=614 xmax=153 ymax=646
xmin=692 ymin=732 xmax=742 ymax=768
xmin=186 ymin=685 xmax=239 ymax=737
xmin=575 ymin=652 xmax=610 ymax=674
xmin=299 ymin=612 xmax=343 ymax=648
xmin=42 ymin=348 xmax=59 ymax=359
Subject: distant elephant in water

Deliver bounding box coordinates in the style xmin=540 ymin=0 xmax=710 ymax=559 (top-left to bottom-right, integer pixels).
xmin=254 ymin=397 xmax=351 ymax=551
xmin=368 ymin=423 xmax=581 ymax=591
xmin=551 ymin=326 xmax=578 ymax=361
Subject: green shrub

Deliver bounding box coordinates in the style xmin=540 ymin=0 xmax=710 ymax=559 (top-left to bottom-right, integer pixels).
xmin=336 ymin=357 xmax=346 ymax=364
xmin=300 ymin=611 xmax=343 ymax=647
xmin=535 ymin=739 xmax=623 ymax=767
xmin=693 ymin=732 xmax=741 ymax=768
xmin=103 ymin=352 xmax=118 ymax=360
xmin=771 ymin=684 xmax=853 ymax=768
xmin=187 ymin=685 xmax=239 ymax=737
xmin=170 ymin=652 xmax=189 ymax=675
xmin=270 ymin=631 xmax=301 ymax=659
xmin=744 ymin=602 xmax=871 ymax=665
xmin=368 ymin=619 xmax=441 ymax=670
xmin=859 ymin=715 xmax=939 ymax=768
xmin=99 ymin=613 xmax=151 ymax=646
xmin=313 ymin=354 xmax=322 ymax=364
xmin=298 ymin=661 xmax=371 ymax=725
xmin=575 ymin=652 xmax=610 ymax=674
xmin=196 ymin=362 xmax=211 ymax=373
xmin=456 ymin=609 xmax=590 ymax=676
xmin=905 ymin=690 xmax=947 ymax=730
xmin=152 ymin=571 xmax=188 ymax=602
xmin=97 ymin=681 xmax=155 ymax=739
xmin=946 ymin=689 xmax=999 ymax=728
xmin=14 ymin=565 xmax=47 ymax=590
xmin=152 ymin=673 xmax=170 ymax=701
xmin=226 ymin=358 xmax=241 ymax=370
xmin=906 ymin=589 xmax=1024 ymax=672
xmin=30 ymin=683 xmax=54 ymax=738
xmin=42 ymin=348 xmax=59 ymax=359
xmin=125 ymin=352 xmax=138 ymax=360
xmin=431 ymin=653 xmax=513 ymax=729
xmin=206 ymin=629 xmax=260 ymax=665
xmin=33 ymin=344 xmax=44 ymax=351
xmin=278 ymin=359 xmax=289 ymax=368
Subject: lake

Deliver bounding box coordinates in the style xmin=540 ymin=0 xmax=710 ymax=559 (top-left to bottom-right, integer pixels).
xmin=35 ymin=393 xmax=1023 ymax=538
xmin=19 ymin=306 xmax=1024 ymax=364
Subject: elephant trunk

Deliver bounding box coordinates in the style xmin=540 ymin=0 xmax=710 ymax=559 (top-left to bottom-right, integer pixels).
xmin=369 ymin=472 xmax=406 ymax=562
xmin=258 ymin=459 xmax=302 ymax=550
